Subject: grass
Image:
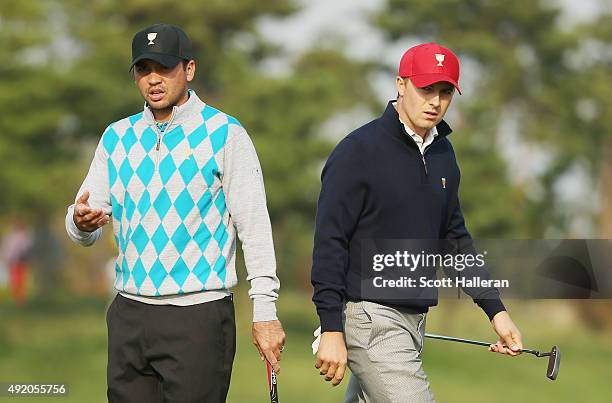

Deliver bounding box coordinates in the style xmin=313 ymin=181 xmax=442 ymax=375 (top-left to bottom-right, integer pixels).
xmin=0 ymin=291 xmax=610 ymax=402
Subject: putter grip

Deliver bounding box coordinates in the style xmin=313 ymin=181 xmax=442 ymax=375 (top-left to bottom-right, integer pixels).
xmin=267 ymin=361 xmax=279 ymax=403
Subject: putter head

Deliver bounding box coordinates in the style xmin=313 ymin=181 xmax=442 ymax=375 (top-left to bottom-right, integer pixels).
xmin=546 ymin=345 xmax=560 ymax=380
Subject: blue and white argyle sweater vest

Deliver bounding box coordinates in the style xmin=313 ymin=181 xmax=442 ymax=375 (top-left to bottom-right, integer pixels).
xmin=102 ymin=96 xmax=239 ymax=296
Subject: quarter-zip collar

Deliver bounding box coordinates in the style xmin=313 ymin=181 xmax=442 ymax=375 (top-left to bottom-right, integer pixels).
xmin=144 ymin=89 xmax=206 ymax=170
xmin=143 ymin=89 xmax=205 ymax=132
xmin=379 ymin=100 xmax=452 ymax=151
xmin=400 ymin=118 xmax=438 ymax=155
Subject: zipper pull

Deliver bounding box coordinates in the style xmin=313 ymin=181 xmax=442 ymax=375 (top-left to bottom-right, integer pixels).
xmin=422 ymin=156 xmax=428 ymax=175
xmin=156 ymin=137 xmax=161 ymax=151
xmin=442 ymin=177 xmax=446 ymax=188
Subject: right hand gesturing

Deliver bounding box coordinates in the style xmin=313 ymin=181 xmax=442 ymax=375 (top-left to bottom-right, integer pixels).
xmin=73 ymin=190 xmax=111 ymax=232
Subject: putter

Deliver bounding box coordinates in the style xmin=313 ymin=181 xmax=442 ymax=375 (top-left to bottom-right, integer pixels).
xmin=424 ymin=333 xmax=560 ymax=380
xmin=266 ymin=361 xmax=279 ymax=403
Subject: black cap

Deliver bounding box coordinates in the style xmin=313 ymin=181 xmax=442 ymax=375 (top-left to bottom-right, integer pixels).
xmin=130 ymin=24 xmax=192 ymax=70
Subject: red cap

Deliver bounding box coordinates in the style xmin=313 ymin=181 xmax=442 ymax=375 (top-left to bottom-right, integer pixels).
xmin=398 ymin=42 xmax=462 ymax=94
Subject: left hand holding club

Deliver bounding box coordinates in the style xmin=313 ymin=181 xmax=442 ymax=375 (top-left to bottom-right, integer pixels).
xmin=253 ymin=320 xmax=286 ymax=373
xmin=489 ymin=310 xmax=523 ymax=356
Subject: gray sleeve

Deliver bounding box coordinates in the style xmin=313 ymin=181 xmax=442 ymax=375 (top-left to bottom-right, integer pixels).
xmin=65 ymin=136 xmax=112 ymax=247
xmin=222 ymin=124 xmax=280 ymax=322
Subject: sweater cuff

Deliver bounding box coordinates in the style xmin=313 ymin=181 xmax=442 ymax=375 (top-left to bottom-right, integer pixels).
xmin=318 ymin=308 xmax=344 ymax=332
xmin=65 ymin=208 xmax=98 ymax=246
xmin=476 ymin=298 xmax=506 ymax=321
xmin=253 ymin=299 xmax=278 ymax=322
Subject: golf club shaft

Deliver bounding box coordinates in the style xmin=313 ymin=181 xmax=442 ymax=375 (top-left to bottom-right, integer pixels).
xmin=424 ymin=333 xmax=540 ymax=356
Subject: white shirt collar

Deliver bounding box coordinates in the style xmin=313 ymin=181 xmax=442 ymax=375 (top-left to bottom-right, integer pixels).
xmin=392 ymin=100 xmax=438 ymax=154
xmin=399 ymin=118 xmax=438 ymax=155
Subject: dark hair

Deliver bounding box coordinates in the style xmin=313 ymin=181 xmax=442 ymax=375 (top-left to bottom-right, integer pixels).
xmin=131 ymin=59 xmax=192 ymax=76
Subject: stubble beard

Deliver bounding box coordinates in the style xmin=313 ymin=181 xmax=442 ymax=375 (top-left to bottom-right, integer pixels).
xmin=148 ymin=87 xmax=188 ymax=120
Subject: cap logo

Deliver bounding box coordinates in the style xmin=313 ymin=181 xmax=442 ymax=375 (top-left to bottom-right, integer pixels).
xmin=435 ymin=53 xmax=445 ymax=66
xmin=147 ymin=32 xmax=157 ymax=45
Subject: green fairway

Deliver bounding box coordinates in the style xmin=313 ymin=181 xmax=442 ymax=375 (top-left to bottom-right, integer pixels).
xmin=0 ymin=293 xmax=610 ymax=402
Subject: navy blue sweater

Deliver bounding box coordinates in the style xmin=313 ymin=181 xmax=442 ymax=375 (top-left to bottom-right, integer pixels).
xmin=312 ymin=101 xmax=506 ymax=332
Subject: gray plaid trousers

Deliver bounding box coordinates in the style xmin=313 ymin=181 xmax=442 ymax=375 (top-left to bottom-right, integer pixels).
xmin=343 ymin=300 xmax=435 ymax=403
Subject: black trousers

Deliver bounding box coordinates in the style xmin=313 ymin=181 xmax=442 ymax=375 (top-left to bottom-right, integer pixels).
xmin=106 ymin=294 xmax=236 ymax=403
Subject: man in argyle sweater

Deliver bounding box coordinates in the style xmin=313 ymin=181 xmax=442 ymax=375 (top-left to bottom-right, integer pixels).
xmin=66 ymin=24 xmax=285 ymax=403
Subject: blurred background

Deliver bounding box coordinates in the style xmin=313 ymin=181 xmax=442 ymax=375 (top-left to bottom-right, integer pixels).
xmin=1 ymin=0 xmax=611 ymax=402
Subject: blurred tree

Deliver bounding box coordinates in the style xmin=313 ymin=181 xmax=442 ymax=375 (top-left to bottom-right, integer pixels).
xmin=530 ymin=13 xmax=612 ymax=237
xmin=0 ymin=1 xmax=78 ymax=213
xmin=548 ymin=14 xmax=612 ymax=331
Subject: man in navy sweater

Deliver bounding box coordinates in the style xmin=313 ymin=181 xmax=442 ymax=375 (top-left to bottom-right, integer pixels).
xmin=311 ymin=43 xmax=523 ymax=402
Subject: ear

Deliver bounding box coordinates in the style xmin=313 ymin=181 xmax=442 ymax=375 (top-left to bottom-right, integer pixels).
xmin=186 ymin=60 xmax=196 ymax=82
xmin=396 ymin=76 xmax=407 ymax=98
